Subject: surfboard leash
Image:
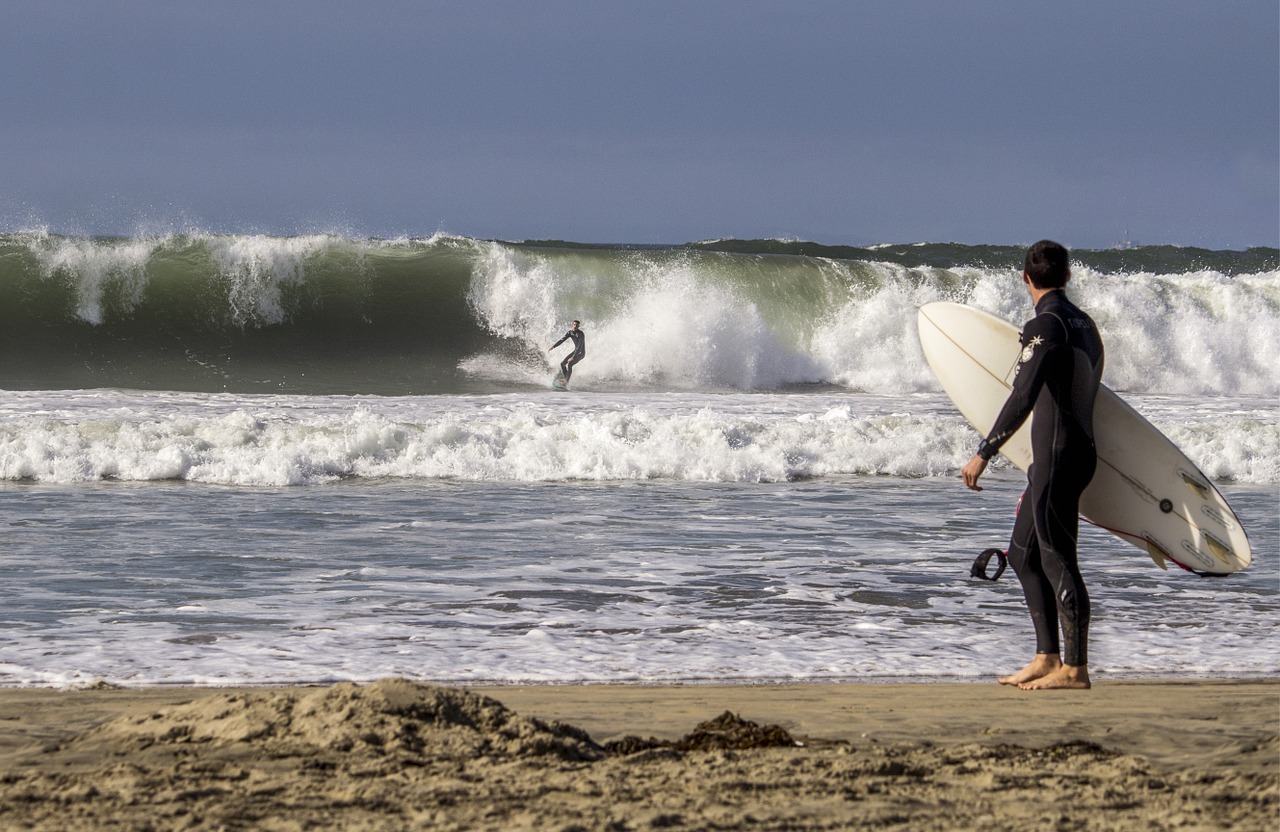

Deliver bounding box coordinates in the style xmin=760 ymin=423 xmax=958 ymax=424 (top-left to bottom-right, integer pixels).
xmin=970 ymin=548 xmax=1008 ymax=581
xmin=969 ymin=492 xmax=1021 ymax=581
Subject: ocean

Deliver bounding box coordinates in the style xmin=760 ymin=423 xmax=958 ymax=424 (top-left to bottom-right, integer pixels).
xmin=1 ymin=231 xmax=1276 ymax=686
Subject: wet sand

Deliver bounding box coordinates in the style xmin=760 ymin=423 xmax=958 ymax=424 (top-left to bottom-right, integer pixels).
xmin=0 ymin=678 xmax=1275 ymax=830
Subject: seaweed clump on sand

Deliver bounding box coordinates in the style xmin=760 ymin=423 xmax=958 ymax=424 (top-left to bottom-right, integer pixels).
xmin=604 ymin=710 xmax=800 ymax=755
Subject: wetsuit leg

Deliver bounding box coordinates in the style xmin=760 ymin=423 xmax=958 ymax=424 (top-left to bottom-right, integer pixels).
xmin=1010 ymin=449 xmax=1095 ymax=667
xmin=1032 ymin=449 xmax=1094 ymax=667
xmin=1005 ymin=487 xmax=1060 ymax=658
xmin=561 ymin=350 xmax=583 ymax=382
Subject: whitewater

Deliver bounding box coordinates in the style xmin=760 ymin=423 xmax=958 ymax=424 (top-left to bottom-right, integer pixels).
xmin=0 ymin=231 xmax=1275 ymax=687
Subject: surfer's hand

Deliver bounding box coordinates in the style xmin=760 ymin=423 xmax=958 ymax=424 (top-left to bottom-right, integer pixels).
xmin=961 ymin=455 xmax=987 ymax=491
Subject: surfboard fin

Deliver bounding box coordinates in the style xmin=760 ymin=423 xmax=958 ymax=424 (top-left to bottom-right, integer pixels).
xmin=1143 ymin=537 xmax=1170 ymax=570
xmin=1179 ymin=471 xmax=1210 ymax=499
xmin=1202 ymin=532 xmax=1234 ymax=565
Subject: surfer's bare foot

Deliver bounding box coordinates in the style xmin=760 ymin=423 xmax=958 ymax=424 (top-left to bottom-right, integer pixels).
xmin=997 ymin=653 xmax=1061 ymax=686
xmin=1018 ymin=664 xmax=1091 ymax=691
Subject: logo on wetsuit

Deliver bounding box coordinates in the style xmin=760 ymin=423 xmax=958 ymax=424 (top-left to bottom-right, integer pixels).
xmin=1017 ymin=335 xmax=1044 ymax=372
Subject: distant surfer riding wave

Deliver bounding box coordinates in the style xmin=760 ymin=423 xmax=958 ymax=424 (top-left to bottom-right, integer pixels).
xmin=550 ymin=320 xmax=585 ymax=385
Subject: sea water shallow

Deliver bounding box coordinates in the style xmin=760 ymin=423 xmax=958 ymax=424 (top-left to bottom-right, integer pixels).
xmin=1 ymin=469 xmax=1274 ymax=688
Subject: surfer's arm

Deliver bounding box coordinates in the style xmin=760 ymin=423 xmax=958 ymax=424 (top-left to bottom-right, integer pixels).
xmin=976 ymin=315 xmax=1062 ymax=460
xmin=550 ymin=333 xmax=568 ymax=350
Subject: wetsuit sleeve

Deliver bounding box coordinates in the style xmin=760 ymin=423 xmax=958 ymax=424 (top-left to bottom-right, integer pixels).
xmin=975 ymin=314 xmax=1067 ymax=460
xmin=551 ymin=332 xmax=569 ymax=348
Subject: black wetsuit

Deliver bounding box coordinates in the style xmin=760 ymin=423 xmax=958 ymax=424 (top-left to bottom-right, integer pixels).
xmin=976 ymin=289 xmax=1104 ymax=667
xmin=552 ymin=328 xmax=586 ymax=382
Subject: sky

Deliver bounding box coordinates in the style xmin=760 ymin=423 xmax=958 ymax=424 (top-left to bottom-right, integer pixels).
xmin=1 ymin=1 xmax=1276 ymax=249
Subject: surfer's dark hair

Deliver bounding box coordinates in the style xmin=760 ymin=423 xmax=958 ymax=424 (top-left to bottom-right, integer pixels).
xmin=1024 ymin=240 xmax=1071 ymax=288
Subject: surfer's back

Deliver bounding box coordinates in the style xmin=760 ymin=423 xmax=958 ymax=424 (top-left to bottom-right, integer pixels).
xmin=1032 ymin=290 xmax=1104 ymax=443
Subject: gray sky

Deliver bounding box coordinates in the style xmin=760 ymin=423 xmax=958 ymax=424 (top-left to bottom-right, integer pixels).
xmin=2 ymin=1 xmax=1276 ymax=249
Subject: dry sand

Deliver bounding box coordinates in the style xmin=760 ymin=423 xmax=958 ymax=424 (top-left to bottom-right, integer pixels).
xmin=0 ymin=678 xmax=1274 ymax=831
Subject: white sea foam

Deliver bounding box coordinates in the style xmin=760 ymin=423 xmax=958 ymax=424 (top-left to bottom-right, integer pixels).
xmin=0 ymin=390 xmax=1273 ymax=485
xmin=466 ymin=242 xmax=1280 ymax=397
xmin=22 ymin=230 xmax=356 ymax=327
xmin=30 ymin=231 xmax=158 ymax=324
xmin=1074 ymin=270 xmax=1280 ymax=396
xmin=203 ymin=233 xmax=342 ymax=325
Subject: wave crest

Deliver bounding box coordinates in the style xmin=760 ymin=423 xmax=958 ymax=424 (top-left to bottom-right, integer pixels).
xmin=0 ymin=232 xmax=1275 ymax=396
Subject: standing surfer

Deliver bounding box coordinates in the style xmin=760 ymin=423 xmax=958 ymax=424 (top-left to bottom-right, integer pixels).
xmin=960 ymin=240 xmax=1105 ymax=691
xmin=550 ymin=320 xmax=586 ymax=384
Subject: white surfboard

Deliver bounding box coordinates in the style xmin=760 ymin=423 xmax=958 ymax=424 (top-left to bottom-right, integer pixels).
xmin=551 ymin=373 xmax=569 ymax=391
xmin=918 ymin=301 xmax=1251 ymax=576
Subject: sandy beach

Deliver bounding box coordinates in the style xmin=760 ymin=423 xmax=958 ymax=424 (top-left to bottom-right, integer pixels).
xmin=0 ymin=678 xmax=1274 ymax=831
